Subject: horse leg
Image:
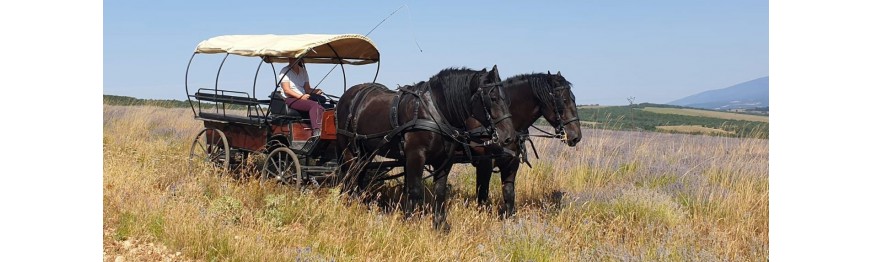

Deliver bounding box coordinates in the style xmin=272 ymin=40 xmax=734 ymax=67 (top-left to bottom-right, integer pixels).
xmin=356 ymin=164 xmax=374 ymax=202
xmin=499 ymin=156 xmax=521 ymax=219
xmin=403 ymin=150 xmax=426 ymax=219
xmin=339 ymin=149 xmax=359 ymax=196
xmin=433 ymin=163 xmax=453 ymax=232
xmin=475 ymin=160 xmax=493 ymax=209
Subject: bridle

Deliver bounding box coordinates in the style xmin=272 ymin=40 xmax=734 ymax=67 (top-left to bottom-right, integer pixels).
xmin=472 ymin=81 xmax=512 ymax=145
xmin=527 ymin=84 xmax=579 ymax=144
xmin=548 ymin=85 xmax=580 ymax=142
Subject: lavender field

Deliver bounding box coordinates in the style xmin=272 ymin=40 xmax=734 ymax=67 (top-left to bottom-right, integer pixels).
xmin=104 ymin=105 xmax=768 ymax=261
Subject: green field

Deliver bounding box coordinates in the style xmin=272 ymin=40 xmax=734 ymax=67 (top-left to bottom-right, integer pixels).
xmin=574 ymin=104 xmax=768 ymax=139
xmin=641 ymin=107 xmax=768 ymax=122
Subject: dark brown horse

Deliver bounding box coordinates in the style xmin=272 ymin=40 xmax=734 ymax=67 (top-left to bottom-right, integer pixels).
xmin=336 ymin=66 xmax=515 ymax=230
xmin=465 ymin=71 xmax=582 ymax=218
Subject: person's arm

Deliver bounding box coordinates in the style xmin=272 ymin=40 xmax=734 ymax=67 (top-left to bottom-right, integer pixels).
xmin=299 ymin=67 xmax=322 ymax=97
xmin=282 ymin=82 xmax=309 ymax=100
xmin=302 ymin=81 xmax=323 ymax=96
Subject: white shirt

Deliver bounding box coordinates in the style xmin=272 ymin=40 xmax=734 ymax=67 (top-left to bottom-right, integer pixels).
xmin=278 ymin=65 xmax=309 ymax=98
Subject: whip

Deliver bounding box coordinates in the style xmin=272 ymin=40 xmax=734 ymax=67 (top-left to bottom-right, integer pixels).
xmin=312 ymin=4 xmax=423 ymax=91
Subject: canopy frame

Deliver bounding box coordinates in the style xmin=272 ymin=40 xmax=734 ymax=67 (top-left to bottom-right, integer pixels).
xmin=185 ymin=34 xmax=381 ymax=119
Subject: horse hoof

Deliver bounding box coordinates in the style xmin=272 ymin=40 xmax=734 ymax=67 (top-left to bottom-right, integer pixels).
xmin=477 ymin=205 xmax=494 ymax=215
xmin=498 ymin=208 xmax=516 ymax=220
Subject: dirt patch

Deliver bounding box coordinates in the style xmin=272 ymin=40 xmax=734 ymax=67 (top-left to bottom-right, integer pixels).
xmin=104 ymin=228 xmax=194 ymax=262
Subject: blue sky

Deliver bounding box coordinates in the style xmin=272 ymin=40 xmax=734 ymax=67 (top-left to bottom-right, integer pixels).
xmin=104 ymin=0 xmax=767 ymax=105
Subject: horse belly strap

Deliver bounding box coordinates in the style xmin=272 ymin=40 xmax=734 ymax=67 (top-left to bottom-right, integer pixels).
xmin=408 ymin=119 xmax=452 ymax=136
xmin=390 ymin=92 xmax=401 ymax=129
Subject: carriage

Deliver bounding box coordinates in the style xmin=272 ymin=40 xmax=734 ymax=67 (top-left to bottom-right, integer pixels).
xmin=184 ymin=33 xmax=582 ymax=228
xmin=185 ymin=34 xmax=381 ymax=188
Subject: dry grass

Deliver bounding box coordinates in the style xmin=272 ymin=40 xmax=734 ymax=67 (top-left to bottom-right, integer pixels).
xmin=641 ymin=107 xmax=769 ymax=122
xmin=656 ymin=125 xmax=735 ymax=135
xmin=104 ymin=105 xmax=769 ymax=261
xmin=580 ymin=121 xmax=600 ymax=128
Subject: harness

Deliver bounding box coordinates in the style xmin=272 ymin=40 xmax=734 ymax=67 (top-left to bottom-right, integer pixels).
xmin=468 ymin=83 xmax=581 ymax=168
xmin=521 ymin=84 xmax=581 ymax=165
xmin=336 ymin=85 xmax=459 ymax=169
xmin=337 ymin=81 xmax=512 ymax=178
xmin=452 ymin=81 xmax=519 ymax=162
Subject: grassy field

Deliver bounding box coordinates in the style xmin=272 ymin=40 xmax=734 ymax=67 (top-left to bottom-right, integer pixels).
xmin=578 ymin=106 xmax=769 ymax=139
xmin=640 ymin=107 xmax=769 ymax=123
xmin=103 ymin=105 xmax=769 ymax=261
xmin=655 ymin=125 xmax=735 ymax=136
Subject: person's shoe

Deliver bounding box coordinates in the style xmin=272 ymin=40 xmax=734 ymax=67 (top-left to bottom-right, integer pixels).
xmin=312 ymin=129 xmax=321 ymax=137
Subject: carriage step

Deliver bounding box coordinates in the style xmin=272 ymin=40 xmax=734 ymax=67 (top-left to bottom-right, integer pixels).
xmin=289 ymin=136 xmax=320 ymax=154
xmin=302 ymin=136 xmax=320 ymax=152
xmin=290 ymin=141 xmax=307 ymax=151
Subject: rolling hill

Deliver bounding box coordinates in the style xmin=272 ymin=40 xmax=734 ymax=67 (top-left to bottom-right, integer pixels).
xmin=668 ymin=76 xmax=768 ymax=110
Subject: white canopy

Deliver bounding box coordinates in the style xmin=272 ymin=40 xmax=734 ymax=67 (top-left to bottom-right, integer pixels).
xmin=194 ymin=34 xmax=379 ymax=65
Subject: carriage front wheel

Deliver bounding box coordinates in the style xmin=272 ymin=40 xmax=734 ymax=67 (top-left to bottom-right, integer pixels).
xmin=261 ymin=147 xmax=303 ymax=190
xmin=188 ymin=128 xmax=230 ymax=174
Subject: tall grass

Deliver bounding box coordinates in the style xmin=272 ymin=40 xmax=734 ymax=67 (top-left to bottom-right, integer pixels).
xmin=104 ymin=105 xmax=768 ymax=261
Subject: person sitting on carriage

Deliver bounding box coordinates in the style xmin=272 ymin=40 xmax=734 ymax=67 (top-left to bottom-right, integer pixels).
xmin=279 ymin=60 xmax=326 ymax=137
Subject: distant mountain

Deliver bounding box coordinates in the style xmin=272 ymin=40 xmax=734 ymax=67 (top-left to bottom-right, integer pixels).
xmin=668 ymin=76 xmax=768 ymax=110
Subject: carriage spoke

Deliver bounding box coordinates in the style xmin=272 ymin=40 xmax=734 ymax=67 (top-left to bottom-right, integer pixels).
xmin=189 ymin=128 xmax=229 ymax=173
xmin=208 ymin=143 xmax=217 ymax=155
xmin=268 ymin=158 xmax=283 ymax=181
xmin=196 ymin=140 xmax=207 ymax=155
xmin=260 ymin=147 xmax=301 ymax=186
xmin=190 ymin=152 xmax=204 ymax=160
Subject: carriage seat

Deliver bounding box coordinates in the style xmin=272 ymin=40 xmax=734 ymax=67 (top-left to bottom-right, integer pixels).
xmin=269 ymin=91 xmax=306 ymax=119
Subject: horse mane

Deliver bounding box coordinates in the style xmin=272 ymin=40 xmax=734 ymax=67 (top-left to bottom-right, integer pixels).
xmin=425 ymin=67 xmax=483 ymax=124
xmin=507 ymin=73 xmax=573 ymax=108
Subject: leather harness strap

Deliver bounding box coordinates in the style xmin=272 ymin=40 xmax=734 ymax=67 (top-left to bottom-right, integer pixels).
xmin=337 ymin=85 xmax=469 ymax=147
xmin=337 ymin=81 xmax=522 ymax=175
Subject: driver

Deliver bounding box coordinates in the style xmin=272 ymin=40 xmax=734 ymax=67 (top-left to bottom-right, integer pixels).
xmin=280 ymin=60 xmax=325 ymax=137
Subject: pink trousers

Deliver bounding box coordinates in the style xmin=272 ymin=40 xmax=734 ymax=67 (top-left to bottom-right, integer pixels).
xmin=285 ymin=97 xmax=325 ymax=130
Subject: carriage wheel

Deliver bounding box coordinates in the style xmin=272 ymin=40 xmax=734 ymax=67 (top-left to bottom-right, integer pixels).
xmin=261 ymin=147 xmax=303 ymax=189
xmin=188 ymin=128 xmax=230 ymax=174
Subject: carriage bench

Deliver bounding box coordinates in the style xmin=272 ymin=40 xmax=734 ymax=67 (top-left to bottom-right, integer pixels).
xmin=193 ymin=91 xmax=261 ymax=106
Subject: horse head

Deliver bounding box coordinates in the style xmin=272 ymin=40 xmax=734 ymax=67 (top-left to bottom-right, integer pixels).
xmin=470 ymin=65 xmax=516 ymax=147
xmin=540 ymin=71 xmax=581 ymax=146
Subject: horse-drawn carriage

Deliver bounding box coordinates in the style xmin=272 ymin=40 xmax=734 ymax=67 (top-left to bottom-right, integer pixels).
xmin=185 ymin=33 xmax=583 ymax=229
xmin=185 ymin=34 xmax=381 ymax=188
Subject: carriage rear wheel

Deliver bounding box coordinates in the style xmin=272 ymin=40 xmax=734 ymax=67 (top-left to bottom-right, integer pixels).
xmin=188 ymin=128 xmax=230 ymax=174
xmin=261 ymin=147 xmax=302 ymax=189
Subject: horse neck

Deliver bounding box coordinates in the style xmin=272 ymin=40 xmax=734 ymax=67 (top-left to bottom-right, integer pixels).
xmin=507 ymin=80 xmax=543 ymax=130
xmin=428 ymin=85 xmax=469 ymax=127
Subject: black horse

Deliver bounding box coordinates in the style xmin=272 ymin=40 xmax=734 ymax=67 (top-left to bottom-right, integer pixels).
xmin=465 ymin=71 xmax=582 ymax=218
xmin=336 ymin=66 xmax=516 ymax=230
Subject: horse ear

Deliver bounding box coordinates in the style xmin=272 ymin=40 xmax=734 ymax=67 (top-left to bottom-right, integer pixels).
xmin=557 ymin=71 xmax=562 ymax=76
xmin=547 ymin=70 xmax=551 ymax=75
xmin=490 ymin=64 xmax=501 ymax=82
